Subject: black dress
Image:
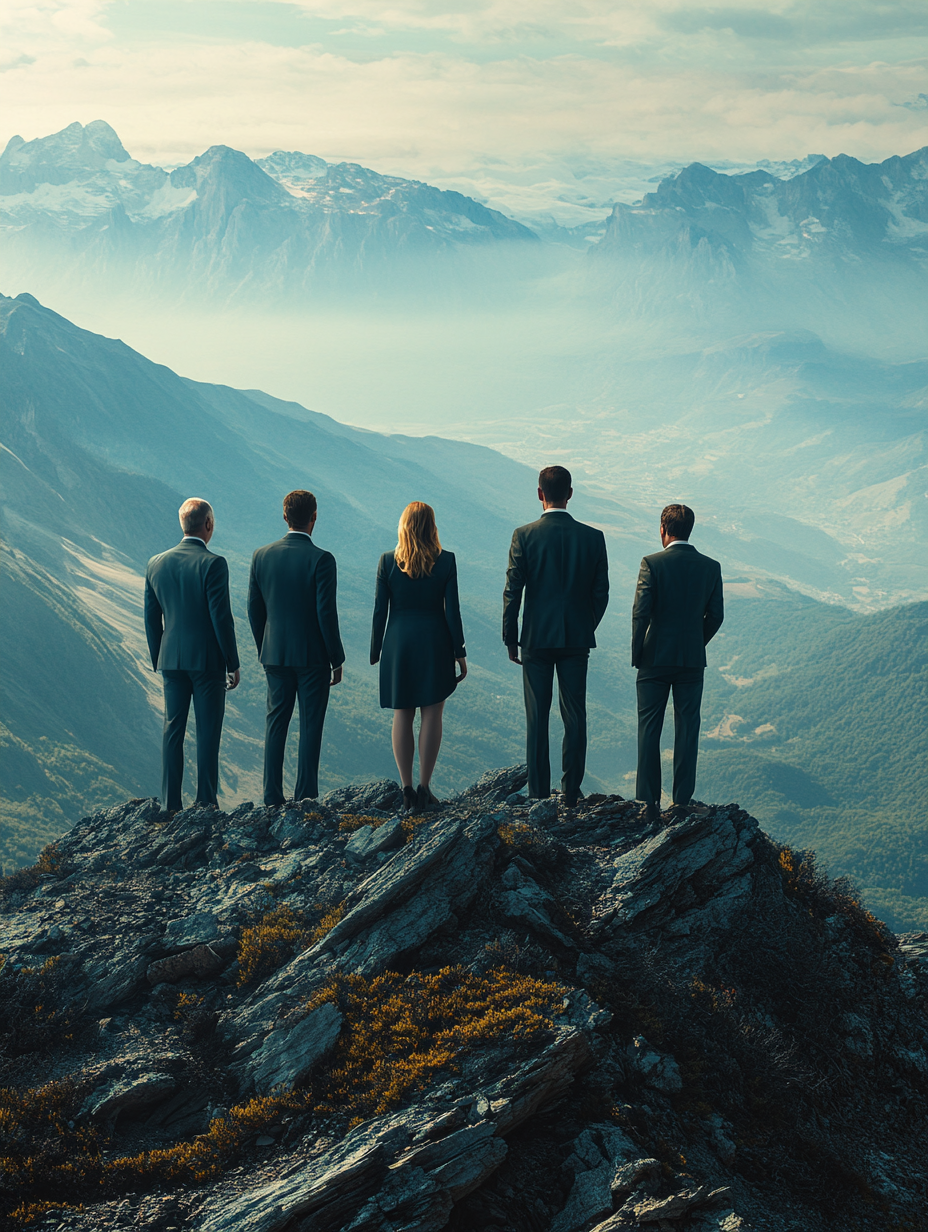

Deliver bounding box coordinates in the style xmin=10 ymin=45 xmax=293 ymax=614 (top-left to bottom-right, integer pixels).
xmin=370 ymin=550 xmax=466 ymax=709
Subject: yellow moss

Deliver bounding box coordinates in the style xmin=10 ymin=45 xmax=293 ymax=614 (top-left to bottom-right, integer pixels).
xmin=308 ymin=903 xmax=345 ymax=946
xmin=497 ymin=821 xmax=531 ymax=847
xmin=237 ymin=905 xmax=311 ymax=986
xmin=107 ymin=1091 xmax=310 ymax=1186
xmin=338 ymin=814 xmax=390 ymax=833
xmin=8 ymin=1201 xmax=81 ymax=1225
xmin=305 ymin=966 xmax=565 ymax=1121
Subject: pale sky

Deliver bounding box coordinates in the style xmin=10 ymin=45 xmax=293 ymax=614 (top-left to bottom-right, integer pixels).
xmin=1 ymin=0 xmax=925 ymax=180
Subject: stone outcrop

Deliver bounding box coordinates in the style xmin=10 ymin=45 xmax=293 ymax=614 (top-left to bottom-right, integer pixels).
xmin=0 ymin=772 xmax=924 ymax=1232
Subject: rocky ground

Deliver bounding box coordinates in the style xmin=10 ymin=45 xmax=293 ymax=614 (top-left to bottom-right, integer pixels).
xmin=0 ymin=768 xmax=925 ymax=1232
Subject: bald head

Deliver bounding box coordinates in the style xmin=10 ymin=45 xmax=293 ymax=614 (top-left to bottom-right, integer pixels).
xmin=178 ymin=498 xmax=214 ymax=538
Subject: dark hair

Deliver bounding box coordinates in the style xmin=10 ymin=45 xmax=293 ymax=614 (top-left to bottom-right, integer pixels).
xmin=661 ymin=503 xmax=695 ymax=540
xmin=283 ymin=490 xmax=317 ymax=528
xmin=538 ymin=465 xmax=572 ymax=503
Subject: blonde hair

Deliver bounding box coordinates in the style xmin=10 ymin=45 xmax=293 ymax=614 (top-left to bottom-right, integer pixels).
xmin=395 ymin=502 xmax=442 ymax=578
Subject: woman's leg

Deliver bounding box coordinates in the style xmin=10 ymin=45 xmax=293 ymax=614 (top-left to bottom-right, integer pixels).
xmin=418 ymin=702 xmax=445 ymax=787
xmin=392 ymin=708 xmax=416 ymax=787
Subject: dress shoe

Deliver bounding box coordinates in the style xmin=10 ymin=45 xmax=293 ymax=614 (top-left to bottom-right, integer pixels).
xmin=417 ymin=784 xmax=442 ymax=812
xmin=562 ymin=790 xmax=585 ymax=809
xmin=643 ymin=802 xmax=661 ymax=823
xmin=402 ymin=785 xmax=418 ymax=813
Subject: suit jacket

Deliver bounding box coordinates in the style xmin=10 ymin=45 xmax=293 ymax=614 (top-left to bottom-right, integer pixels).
xmin=144 ymin=538 xmax=239 ymax=673
xmin=631 ymin=542 xmax=724 ymax=669
xmin=503 ymin=512 xmax=609 ymax=649
xmin=248 ymin=533 xmax=345 ymax=668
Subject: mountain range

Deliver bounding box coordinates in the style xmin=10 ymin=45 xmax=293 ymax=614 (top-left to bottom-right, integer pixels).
xmin=0 ymin=291 xmax=924 ymax=931
xmin=2 ymin=122 xmax=925 ymax=322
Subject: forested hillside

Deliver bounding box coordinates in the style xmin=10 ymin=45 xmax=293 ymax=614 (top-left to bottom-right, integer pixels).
xmin=699 ymin=591 xmax=926 ymax=929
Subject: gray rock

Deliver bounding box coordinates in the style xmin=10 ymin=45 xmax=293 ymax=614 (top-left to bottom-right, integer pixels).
xmin=247 ymin=1001 xmax=343 ymax=1095
xmin=345 ymin=818 xmax=405 ymax=861
xmin=617 ymin=1184 xmax=728 ymax=1223
xmin=553 ymin=1124 xmax=641 ymax=1232
xmin=528 ymin=797 xmax=558 ymax=824
xmin=551 ymin=1165 xmax=614 ymax=1232
xmin=462 ymin=764 xmax=529 ymax=803
xmin=146 ymin=943 xmax=226 ymax=985
xmin=82 ymin=1070 xmax=177 ymax=1121
xmin=197 ymin=1117 xmax=409 ymax=1232
xmin=595 ymin=809 xmax=757 ymax=938
xmin=322 ymin=779 xmax=403 ymax=814
xmin=163 ymin=911 xmax=218 ymax=950
xmin=498 ymin=862 xmax=573 ymax=946
xmin=627 ymin=1036 xmax=683 ymax=1093
xmin=611 ymin=1157 xmax=661 ymax=1199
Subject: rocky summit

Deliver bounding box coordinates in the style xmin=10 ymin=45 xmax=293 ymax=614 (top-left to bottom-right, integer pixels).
xmin=0 ymin=769 xmax=925 ymax=1232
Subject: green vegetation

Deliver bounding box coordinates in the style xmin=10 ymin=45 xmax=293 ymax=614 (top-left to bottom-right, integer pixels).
xmin=699 ymin=595 xmax=927 ymax=930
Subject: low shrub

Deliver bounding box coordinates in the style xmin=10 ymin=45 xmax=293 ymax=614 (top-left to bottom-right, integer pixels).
xmin=0 ymin=956 xmax=85 ymax=1062
xmin=236 ymin=905 xmax=311 ymax=986
xmin=306 ymin=965 xmax=565 ymax=1123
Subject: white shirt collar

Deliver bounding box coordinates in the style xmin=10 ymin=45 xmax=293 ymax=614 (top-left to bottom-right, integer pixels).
xmin=665 ymin=540 xmax=691 ymax=548
xmin=542 ymin=508 xmax=571 ymax=515
xmin=287 ymin=530 xmax=312 ymax=538
xmin=183 ymin=535 xmax=207 ymax=545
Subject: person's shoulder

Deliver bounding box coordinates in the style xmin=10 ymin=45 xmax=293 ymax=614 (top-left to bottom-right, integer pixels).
xmin=691 ymin=545 xmax=721 ymax=569
xmin=378 ymin=550 xmax=396 ymax=568
xmin=514 ymin=517 xmax=544 ymax=537
xmin=572 ymin=516 xmax=605 ymax=541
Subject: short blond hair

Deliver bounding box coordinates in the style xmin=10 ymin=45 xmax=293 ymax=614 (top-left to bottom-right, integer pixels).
xmin=395 ymin=502 xmax=441 ymax=579
xmin=179 ymin=498 xmax=213 ymax=535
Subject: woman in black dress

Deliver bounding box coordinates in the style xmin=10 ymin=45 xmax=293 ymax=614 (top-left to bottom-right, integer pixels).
xmin=370 ymin=502 xmax=467 ymax=812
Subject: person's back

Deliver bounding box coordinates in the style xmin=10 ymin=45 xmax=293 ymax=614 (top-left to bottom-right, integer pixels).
xmin=144 ymin=498 xmax=240 ymax=812
xmin=632 ymin=541 xmax=723 ymax=669
xmin=247 ymin=490 xmax=344 ymax=807
xmin=505 ymin=511 xmax=608 ymax=650
xmin=503 ymin=465 xmax=609 ymax=807
xmin=249 ymin=532 xmax=343 ymax=667
xmin=370 ymin=502 xmax=467 ymax=813
xmin=631 ymin=503 xmax=723 ymax=822
xmin=146 ymin=539 xmax=237 ymax=673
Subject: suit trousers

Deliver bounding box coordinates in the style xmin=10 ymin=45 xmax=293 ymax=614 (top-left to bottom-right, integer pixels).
xmin=635 ymin=666 xmax=704 ymax=807
xmin=263 ymin=665 xmax=331 ymax=806
xmin=161 ymin=669 xmax=226 ymax=810
xmin=522 ymin=648 xmax=589 ymax=801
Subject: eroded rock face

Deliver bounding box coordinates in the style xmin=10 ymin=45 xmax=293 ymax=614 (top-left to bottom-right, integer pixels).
xmin=0 ymin=774 xmax=924 ymax=1232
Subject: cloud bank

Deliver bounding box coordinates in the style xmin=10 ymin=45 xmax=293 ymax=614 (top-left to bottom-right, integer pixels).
xmin=0 ymin=0 xmax=924 ymax=183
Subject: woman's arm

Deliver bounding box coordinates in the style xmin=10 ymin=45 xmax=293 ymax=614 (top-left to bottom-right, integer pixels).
xmin=443 ymin=553 xmax=466 ymax=660
xmin=370 ymin=554 xmax=391 ymax=664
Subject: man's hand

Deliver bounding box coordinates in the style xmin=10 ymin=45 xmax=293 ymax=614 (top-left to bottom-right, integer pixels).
xmin=455 ymin=657 xmax=468 ymax=683
xmin=507 ymin=645 xmax=521 ymax=665
xmin=330 ymin=665 xmax=343 ymax=687
xmin=226 ymin=668 xmax=241 ymax=691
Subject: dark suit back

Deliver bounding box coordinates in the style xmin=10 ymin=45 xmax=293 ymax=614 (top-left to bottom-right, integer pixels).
xmin=503 ymin=512 xmax=609 ymax=649
xmin=631 ymin=543 xmax=723 ymax=668
xmin=144 ymin=538 xmax=239 ymax=672
xmin=248 ymin=533 xmax=345 ymax=667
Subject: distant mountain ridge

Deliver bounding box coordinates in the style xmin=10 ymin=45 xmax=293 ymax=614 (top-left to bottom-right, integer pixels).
xmin=0 ymin=121 xmax=537 ymax=298
xmin=598 ymin=150 xmax=928 ymax=269
xmin=3 ymin=120 xmax=925 ymax=312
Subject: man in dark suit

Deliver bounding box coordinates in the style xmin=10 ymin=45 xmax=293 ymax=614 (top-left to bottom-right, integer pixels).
xmin=144 ymin=498 xmax=240 ymax=812
xmin=503 ymin=466 xmax=609 ymax=806
xmin=248 ymin=489 xmax=345 ymax=807
xmin=632 ymin=503 xmax=724 ymax=821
